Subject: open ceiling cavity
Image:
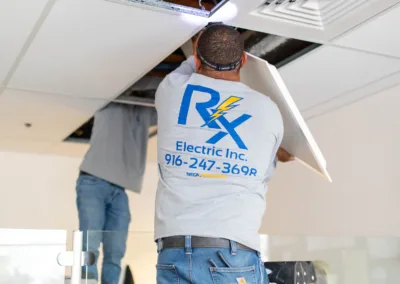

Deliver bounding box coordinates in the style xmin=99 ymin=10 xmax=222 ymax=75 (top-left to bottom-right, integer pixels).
xmin=66 ymin=28 xmax=319 ymax=143
xmin=106 ymin=0 xmax=229 ymax=17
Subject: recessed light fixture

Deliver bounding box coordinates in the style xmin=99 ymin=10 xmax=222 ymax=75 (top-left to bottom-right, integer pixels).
xmin=107 ymin=0 xmax=231 ymax=18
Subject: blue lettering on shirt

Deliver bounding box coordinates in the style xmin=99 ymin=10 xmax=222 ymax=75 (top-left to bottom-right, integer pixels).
xmin=177 ymin=84 xmax=252 ymax=150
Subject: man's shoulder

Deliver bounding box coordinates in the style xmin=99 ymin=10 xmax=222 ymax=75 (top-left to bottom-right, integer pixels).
xmin=163 ymin=71 xmax=193 ymax=87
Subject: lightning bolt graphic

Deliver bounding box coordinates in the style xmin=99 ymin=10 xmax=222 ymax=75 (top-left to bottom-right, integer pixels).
xmin=203 ymin=96 xmax=242 ymax=126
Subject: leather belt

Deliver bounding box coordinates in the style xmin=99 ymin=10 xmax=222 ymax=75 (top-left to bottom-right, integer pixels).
xmin=158 ymin=236 xmax=256 ymax=253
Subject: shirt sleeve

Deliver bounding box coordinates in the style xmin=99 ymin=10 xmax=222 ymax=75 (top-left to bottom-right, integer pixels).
xmin=170 ymin=56 xmax=196 ymax=76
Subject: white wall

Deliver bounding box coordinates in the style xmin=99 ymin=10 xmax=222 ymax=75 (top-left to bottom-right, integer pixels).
xmin=262 ymin=83 xmax=400 ymax=237
xmin=259 ymin=84 xmax=400 ymax=284
xmin=0 ymin=143 xmax=158 ymax=232
xmin=0 ymin=152 xmax=80 ymax=231
xmin=0 ymin=150 xmax=159 ymax=283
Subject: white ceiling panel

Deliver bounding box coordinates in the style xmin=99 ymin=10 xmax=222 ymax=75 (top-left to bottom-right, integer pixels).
xmin=0 ymin=139 xmax=53 ymax=154
xmin=303 ymin=70 xmax=400 ymax=120
xmin=333 ymin=3 xmax=400 ymax=58
xmin=0 ymin=0 xmax=49 ymax=85
xmin=48 ymin=142 xmax=89 ymax=158
xmin=279 ymin=45 xmax=400 ymax=111
xmin=8 ymin=0 xmax=200 ymax=99
xmin=0 ymin=88 xmax=106 ymax=142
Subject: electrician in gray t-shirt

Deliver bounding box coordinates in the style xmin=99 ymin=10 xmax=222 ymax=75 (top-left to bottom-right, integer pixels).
xmin=154 ymin=23 xmax=293 ymax=284
xmin=76 ymin=102 xmax=156 ymax=283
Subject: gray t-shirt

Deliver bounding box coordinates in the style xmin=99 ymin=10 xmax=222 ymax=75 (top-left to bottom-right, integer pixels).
xmin=80 ymin=103 xmax=156 ymax=192
xmin=154 ymin=56 xmax=283 ymax=251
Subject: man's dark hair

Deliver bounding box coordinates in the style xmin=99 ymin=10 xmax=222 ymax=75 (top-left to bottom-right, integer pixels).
xmin=197 ymin=25 xmax=244 ymax=70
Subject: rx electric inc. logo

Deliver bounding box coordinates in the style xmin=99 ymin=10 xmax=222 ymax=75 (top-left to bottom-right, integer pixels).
xmin=178 ymin=84 xmax=252 ymax=150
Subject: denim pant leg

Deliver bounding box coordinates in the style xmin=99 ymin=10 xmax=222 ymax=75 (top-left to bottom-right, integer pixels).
xmin=76 ymin=174 xmax=107 ymax=280
xmin=102 ymin=186 xmax=131 ymax=284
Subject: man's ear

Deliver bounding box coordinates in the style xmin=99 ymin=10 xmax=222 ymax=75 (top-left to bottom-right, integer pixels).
xmin=194 ymin=53 xmax=202 ymax=71
xmin=241 ymin=52 xmax=248 ymax=66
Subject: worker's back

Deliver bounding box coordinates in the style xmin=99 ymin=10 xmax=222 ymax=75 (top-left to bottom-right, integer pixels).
xmin=154 ymin=58 xmax=283 ymax=251
xmin=80 ymin=103 xmax=156 ymax=192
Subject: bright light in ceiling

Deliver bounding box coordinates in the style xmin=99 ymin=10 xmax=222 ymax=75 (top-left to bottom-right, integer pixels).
xmin=180 ymin=2 xmax=238 ymax=25
xmin=109 ymin=0 xmax=233 ymax=18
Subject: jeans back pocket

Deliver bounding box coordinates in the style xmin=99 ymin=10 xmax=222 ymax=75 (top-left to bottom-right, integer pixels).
xmin=210 ymin=266 xmax=256 ymax=284
xmin=156 ymin=264 xmax=179 ymax=284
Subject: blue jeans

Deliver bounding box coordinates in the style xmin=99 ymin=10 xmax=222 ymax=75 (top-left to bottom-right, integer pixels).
xmin=156 ymin=237 xmax=268 ymax=284
xmin=76 ymin=173 xmax=131 ymax=284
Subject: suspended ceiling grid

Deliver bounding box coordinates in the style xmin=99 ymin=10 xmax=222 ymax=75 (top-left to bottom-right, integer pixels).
xmin=0 ymin=0 xmax=400 ymax=156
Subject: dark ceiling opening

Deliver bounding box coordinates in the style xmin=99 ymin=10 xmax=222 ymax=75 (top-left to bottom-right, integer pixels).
xmin=238 ymin=28 xmax=318 ymax=67
xmin=66 ymin=27 xmax=319 ymax=143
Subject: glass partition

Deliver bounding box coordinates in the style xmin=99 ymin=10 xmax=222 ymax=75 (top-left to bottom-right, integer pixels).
xmin=83 ymin=231 xmax=156 ymax=284
xmin=1 ymin=229 xmax=398 ymax=283
xmin=0 ymin=229 xmax=69 ymax=284
xmin=261 ymin=235 xmax=400 ymax=284
xmin=82 ymin=231 xmax=400 ymax=284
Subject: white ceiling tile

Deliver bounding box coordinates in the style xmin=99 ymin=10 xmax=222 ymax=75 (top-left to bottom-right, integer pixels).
xmin=0 ymin=139 xmax=53 ymax=154
xmin=0 ymin=88 xmax=106 ymax=142
xmin=8 ymin=0 xmax=200 ymax=99
xmin=0 ymin=0 xmax=49 ymax=84
xmin=302 ymin=70 xmax=400 ymax=120
xmin=333 ymin=4 xmax=400 ymax=58
xmin=48 ymin=142 xmax=89 ymax=158
xmin=279 ymin=45 xmax=400 ymax=111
